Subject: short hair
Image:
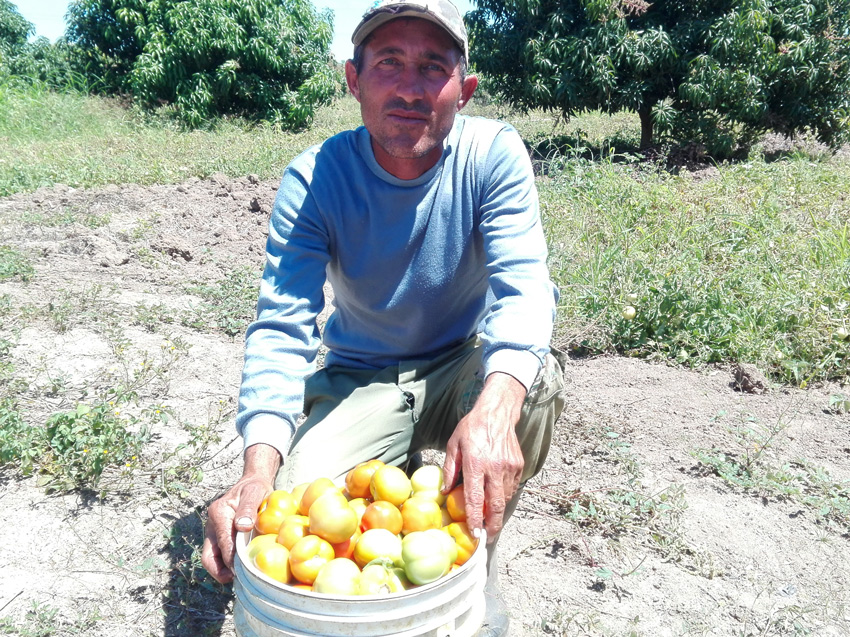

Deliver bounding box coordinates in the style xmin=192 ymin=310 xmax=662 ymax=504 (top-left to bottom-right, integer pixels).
xmin=350 ymin=33 xmax=468 ymax=84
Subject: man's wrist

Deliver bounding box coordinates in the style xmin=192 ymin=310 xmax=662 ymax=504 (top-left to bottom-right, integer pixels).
xmin=242 ymin=443 xmax=282 ymax=483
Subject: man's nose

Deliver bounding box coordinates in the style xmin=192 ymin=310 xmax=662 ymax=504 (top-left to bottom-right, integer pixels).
xmin=395 ymin=66 xmax=425 ymax=102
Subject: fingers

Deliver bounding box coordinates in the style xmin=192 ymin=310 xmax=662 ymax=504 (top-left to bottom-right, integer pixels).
xmin=233 ymin=480 xmax=269 ymax=532
xmin=442 ymin=437 xmax=462 ymax=494
xmin=202 ymin=517 xmax=234 ymax=584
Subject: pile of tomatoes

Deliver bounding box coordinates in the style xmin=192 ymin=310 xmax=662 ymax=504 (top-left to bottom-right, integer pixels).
xmin=245 ymin=459 xmax=479 ymax=596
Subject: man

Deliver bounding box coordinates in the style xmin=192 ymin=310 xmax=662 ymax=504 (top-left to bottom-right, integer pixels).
xmin=201 ymin=1 xmax=565 ymax=634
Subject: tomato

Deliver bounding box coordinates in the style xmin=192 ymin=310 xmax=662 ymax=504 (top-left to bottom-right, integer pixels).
xmin=254 ymin=543 xmax=291 ymax=583
xmin=289 ymin=535 xmax=335 ymax=585
xmin=401 ymin=529 xmax=456 ymax=585
xmin=266 ymin=489 xmax=299 ymax=516
xmin=290 ymin=482 xmax=310 ymax=506
xmin=246 ymin=534 xmax=280 ymax=560
xmin=360 ymin=500 xmax=403 ymax=535
xmin=370 ymin=465 xmax=411 ymax=507
xmin=255 ymin=506 xmax=288 ymax=536
xmin=622 ymin=305 xmax=637 ymax=320
xmin=298 ymin=477 xmax=339 ymax=515
xmin=331 ymin=529 xmax=361 ymax=560
xmin=353 ymin=528 xmax=402 ymax=569
xmin=439 ymin=506 xmax=453 ymax=527
xmin=345 ymin=459 xmax=384 ymax=499
xmin=444 ymin=521 xmax=477 ymax=566
xmin=358 ymin=561 xmax=410 ymax=595
xmin=347 ymin=497 xmax=370 ymax=525
xmin=445 ymin=484 xmax=466 ymax=522
xmin=277 ymin=515 xmax=311 ymax=550
xmin=309 ymin=491 xmax=359 ymax=544
xmin=288 ymin=583 xmax=312 ymax=592
xmin=410 ymin=465 xmax=446 ymax=505
xmin=400 ymin=496 xmax=442 ymax=535
xmin=311 ymin=558 xmax=361 ymax=595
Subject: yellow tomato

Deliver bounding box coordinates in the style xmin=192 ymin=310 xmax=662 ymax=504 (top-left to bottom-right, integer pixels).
xmin=277 ymin=514 xmax=311 ymax=550
xmin=370 ymin=465 xmax=411 ymax=507
xmin=410 ymin=465 xmax=446 ymax=505
xmin=298 ymin=477 xmax=339 ymax=516
xmin=254 ymin=543 xmax=291 ymax=583
xmin=312 ymin=558 xmax=361 ymax=595
xmin=266 ymin=489 xmax=299 ymax=516
xmin=345 ymin=459 xmax=384 ymax=499
xmin=290 ymin=482 xmax=310 ymax=506
xmin=347 ymin=497 xmax=370 ymax=525
xmin=445 ymin=521 xmax=477 ymax=566
xmin=400 ymin=496 xmax=442 ymax=535
xmin=247 ymin=534 xmax=280 ymax=560
xmin=289 ymin=535 xmax=335 ymax=585
xmin=353 ymin=528 xmax=402 ymax=569
xmin=255 ymin=506 xmax=288 ymax=536
xmin=309 ymin=491 xmax=359 ymax=544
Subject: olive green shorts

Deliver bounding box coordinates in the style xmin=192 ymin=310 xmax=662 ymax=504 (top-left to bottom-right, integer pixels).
xmin=275 ymin=338 xmax=566 ymax=490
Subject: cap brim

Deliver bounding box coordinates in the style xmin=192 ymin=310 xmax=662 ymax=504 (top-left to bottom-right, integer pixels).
xmin=351 ymin=8 xmax=468 ymax=60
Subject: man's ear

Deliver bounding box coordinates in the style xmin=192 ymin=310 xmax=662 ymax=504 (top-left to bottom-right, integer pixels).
xmin=456 ymin=74 xmax=478 ymax=112
xmin=345 ymin=60 xmax=361 ymax=102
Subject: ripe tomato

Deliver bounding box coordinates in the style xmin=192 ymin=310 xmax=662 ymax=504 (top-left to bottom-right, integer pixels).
xmin=289 ymin=535 xmax=335 ymax=585
xmin=331 ymin=529 xmax=361 ymax=560
xmin=309 ymin=491 xmax=359 ymax=544
xmin=254 ymin=543 xmax=291 ymax=583
xmin=298 ymin=477 xmax=339 ymax=515
xmin=255 ymin=506 xmax=288 ymax=536
xmin=345 ymin=459 xmax=384 ymax=499
xmin=347 ymin=497 xmax=370 ymax=525
xmin=246 ymin=534 xmax=280 ymax=560
xmin=312 ymin=558 xmax=361 ymax=595
xmin=266 ymin=489 xmax=299 ymax=516
xmin=410 ymin=465 xmax=446 ymax=505
xmin=277 ymin=515 xmax=311 ymax=550
xmin=360 ymin=500 xmax=403 ymax=535
xmin=444 ymin=521 xmax=477 ymax=566
xmin=353 ymin=528 xmax=402 ymax=569
xmin=445 ymin=484 xmax=466 ymax=522
xmin=290 ymin=482 xmax=310 ymax=506
xmin=400 ymin=496 xmax=442 ymax=535
xmin=370 ymin=465 xmax=411 ymax=507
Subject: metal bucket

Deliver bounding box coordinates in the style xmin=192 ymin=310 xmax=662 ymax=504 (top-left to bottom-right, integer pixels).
xmin=233 ymin=529 xmax=487 ymax=637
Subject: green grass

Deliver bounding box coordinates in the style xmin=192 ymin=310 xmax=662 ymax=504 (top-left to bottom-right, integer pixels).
xmin=2 ymin=82 xmax=848 ymax=384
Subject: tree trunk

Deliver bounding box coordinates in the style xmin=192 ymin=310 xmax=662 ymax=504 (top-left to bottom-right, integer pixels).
xmin=638 ymin=106 xmax=653 ymax=150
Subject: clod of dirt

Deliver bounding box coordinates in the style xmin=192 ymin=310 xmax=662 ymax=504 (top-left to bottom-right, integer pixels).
xmin=732 ymin=362 xmax=769 ymax=394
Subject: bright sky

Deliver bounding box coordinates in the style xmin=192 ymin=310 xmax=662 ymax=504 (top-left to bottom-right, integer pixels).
xmin=17 ymin=0 xmax=477 ymax=61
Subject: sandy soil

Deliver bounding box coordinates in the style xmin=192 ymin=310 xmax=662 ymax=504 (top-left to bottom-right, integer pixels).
xmin=0 ymin=176 xmax=847 ymax=637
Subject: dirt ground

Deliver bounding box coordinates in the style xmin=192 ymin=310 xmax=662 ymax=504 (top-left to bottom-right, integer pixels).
xmin=0 ymin=176 xmax=847 ymax=637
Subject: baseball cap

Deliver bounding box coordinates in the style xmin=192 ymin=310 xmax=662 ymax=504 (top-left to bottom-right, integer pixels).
xmin=352 ymin=0 xmax=469 ymax=61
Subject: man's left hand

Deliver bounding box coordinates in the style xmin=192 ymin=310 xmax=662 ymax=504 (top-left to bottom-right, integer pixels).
xmin=442 ymin=372 xmax=527 ymax=542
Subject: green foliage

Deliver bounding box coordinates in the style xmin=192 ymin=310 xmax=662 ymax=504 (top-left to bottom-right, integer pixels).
xmin=0 ymin=245 xmax=33 ymax=281
xmin=66 ymin=0 xmax=342 ymax=127
xmin=0 ymin=0 xmax=31 ymax=54
xmin=184 ymin=266 xmax=260 ymax=336
xmin=468 ymin=0 xmax=850 ymax=157
xmin=544 ymin=149 xmax=850 ymax=385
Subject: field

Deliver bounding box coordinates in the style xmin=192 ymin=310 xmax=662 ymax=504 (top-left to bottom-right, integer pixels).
xmin=0 ymin=88 xmax=848 ymax=636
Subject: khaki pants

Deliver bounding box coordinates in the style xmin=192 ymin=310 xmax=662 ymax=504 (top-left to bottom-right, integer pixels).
xmin=275 ymin=338 xmax=565 ymax=490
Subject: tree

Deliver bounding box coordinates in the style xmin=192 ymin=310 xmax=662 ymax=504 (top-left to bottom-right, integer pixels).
xmin=66 ymin=0 xmax=342 ymax=128
xmin=0 ymin=0 xmax=32 ymax=61
xmin=467 ymin=0 xmax=850 ymax=157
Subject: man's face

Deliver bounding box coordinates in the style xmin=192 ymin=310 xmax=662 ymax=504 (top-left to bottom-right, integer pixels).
xmin=345 ymin=18 xmax=477 ymax=179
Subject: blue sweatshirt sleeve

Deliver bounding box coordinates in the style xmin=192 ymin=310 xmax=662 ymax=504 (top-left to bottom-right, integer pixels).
xmin=477 ymin=126 xmax=558 ymax=390
xmin=236 ymin=156 xmax=330 ymax=457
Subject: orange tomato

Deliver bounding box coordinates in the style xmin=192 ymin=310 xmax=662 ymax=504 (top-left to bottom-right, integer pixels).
xmin=353 ymin=528 xmax=402 ymax=568
xmin=277 ymin=515 xmax=311 ymax=550
xmin=444 ymin=521 xmax=477 ymax=565
xmin=298 ymin=477 xmax=339 ymax=516
xmin=256 ymin=506 xmax=288 ymax=535
xmin=331 ymin=529 xmax=361 ymax=560
xmin=360 ymin=500 xmax=403 ymax=535
xmin=309 ymin=491 xmax=359 ymax=544
xmin=254 ymin=543 xmax=291 ymax=583
xmin=400 ymin=496 xmax=442 ymax=535
xmin=246 ymin=534 xmax=280 ymax=560
xmin=370 ymin=465 xmax=411 ymax=507
xmin=347 ymin=497 xmax=370 ymax=525
xmin=289 ymin=535 xmax=335 ymax=585
xmin=345 ymin=459 xmax=384 ymax=499
xmin=290 ymin=482 xmax=310 ymax=506
xmin=445 ymin=484 xmax=467 ymax=522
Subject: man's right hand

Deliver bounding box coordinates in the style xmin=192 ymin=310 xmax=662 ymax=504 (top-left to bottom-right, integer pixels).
xmin=201 ymin=444 xmax=281 ymax=584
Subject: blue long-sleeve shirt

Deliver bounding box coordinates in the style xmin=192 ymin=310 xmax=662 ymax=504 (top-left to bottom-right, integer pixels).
xmin=237 ymin=115 xmax=558 ymax=457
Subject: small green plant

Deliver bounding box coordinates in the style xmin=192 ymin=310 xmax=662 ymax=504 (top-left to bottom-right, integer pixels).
xmin=828 ymin=393 xmax=850 ymax=415
xmin=0 ymin=245 xmax=33 ymax=281
xmin=132 ymin=301 xmax=177 ymax=332
xmin=184 ymin=266 xmax=260 ymax=336
xmin=0 ymin=600 xmax=101 ymax=636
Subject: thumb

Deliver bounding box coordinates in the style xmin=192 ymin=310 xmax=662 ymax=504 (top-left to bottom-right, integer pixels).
xmin=442 ymin=441 xmax=461 ymax=494
xmin=234 ymin=482 xmax=270 ymax=531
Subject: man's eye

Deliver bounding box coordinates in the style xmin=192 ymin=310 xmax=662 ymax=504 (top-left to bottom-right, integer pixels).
xmin=424 ymin=64 xmax=446 ymax=73
xmin=379 ymin=58 xmax=399 ymax=66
